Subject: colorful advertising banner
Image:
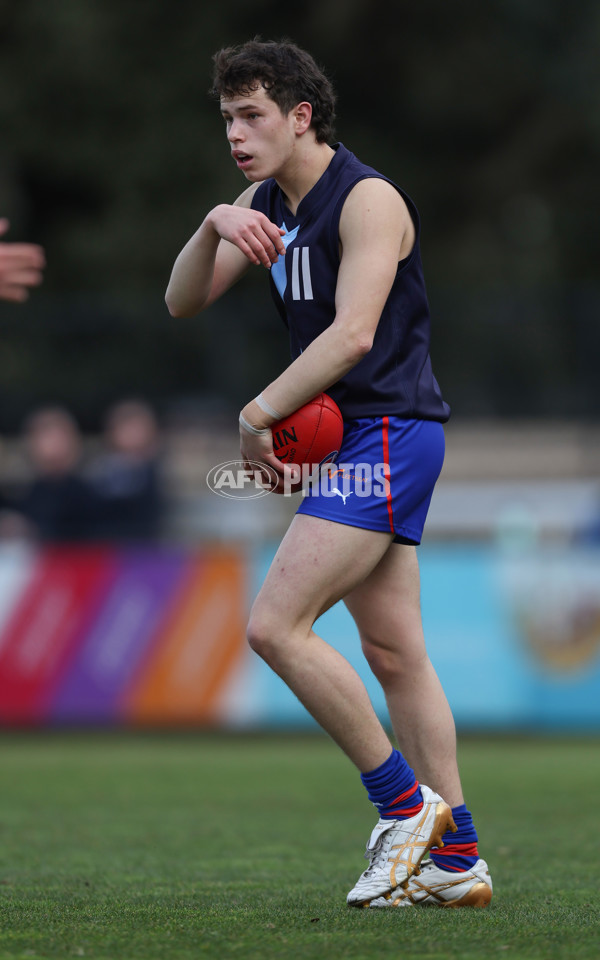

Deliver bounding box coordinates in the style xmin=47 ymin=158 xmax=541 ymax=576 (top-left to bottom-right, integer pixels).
xmin=0 ymin=544 xmax=247 ymax=727
xmin=0 ymin=542 xmax=598 ymax=730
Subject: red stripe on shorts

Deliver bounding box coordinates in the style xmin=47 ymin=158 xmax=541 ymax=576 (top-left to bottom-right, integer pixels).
xmin=381 ymin=416 xmax=394 ymax=533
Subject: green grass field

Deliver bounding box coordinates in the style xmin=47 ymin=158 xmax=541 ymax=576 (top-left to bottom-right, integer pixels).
xmin=0 ymin=732 xmax=598 ymax=960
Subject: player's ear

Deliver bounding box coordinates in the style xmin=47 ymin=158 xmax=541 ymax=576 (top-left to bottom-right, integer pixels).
xmin=294 ymin=102 xmax=312 ymax=135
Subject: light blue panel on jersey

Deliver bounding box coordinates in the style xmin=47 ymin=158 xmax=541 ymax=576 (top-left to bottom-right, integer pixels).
xmin=270 ymin=222 xmax=299 ymax=300
xmin=249 ymin=542 xmax=600 ymax=730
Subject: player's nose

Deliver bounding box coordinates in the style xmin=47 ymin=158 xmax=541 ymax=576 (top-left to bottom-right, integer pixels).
xmin=227 ymin=118 xmax=244 ymax=143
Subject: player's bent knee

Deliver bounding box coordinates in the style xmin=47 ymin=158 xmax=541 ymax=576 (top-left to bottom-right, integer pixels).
xmin=361 ymin=636 xmax=429 ymax=685
xmin=246 ymin=617 xmax=271 ymax=659
xmin=246 ymin=609 xmax=283 ymax=663
xmin=361 ymin=641 xmax=400 ymax=684
xmin=247 ymin=607 xmax=309 ymax=667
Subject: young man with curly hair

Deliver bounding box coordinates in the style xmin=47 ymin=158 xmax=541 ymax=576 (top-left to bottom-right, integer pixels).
xmin=166 ymin=39 xmax=492 ymax=910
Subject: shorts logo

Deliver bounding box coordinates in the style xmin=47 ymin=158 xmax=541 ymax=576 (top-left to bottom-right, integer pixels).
xmin=319 ymin=465 xmax=388 ymax=499
xmin=332 ymin=488 xmax=353 ymax=505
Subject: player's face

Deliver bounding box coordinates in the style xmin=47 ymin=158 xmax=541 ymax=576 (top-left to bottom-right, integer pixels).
xmin=220 ymin=86 xmax=298 ymax=182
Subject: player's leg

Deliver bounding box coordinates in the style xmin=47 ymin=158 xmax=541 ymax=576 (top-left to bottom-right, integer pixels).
xmin=247 ymin=513 xmax=395 ymax=771
xmin=344 ymin=542 xmax=492 ymax=907
xmin=247 ymin=513 xmax=455 ymax=902
xmin=344 ymin=542 xmax=463 ymax=804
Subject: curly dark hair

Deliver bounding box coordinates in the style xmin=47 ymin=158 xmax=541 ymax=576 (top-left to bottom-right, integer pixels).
xmin=211 ymin=39 xmax=336 ymax=144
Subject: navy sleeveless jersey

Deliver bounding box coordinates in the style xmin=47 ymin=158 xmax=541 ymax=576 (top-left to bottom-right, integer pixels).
xmin=251 ymin=143 xmax=450 ymax=423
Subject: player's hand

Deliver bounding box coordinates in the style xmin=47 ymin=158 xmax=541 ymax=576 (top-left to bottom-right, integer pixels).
xmin=239 ymin=426 xmax=282 ymax=489
xmin=0 ymin=219 xmax=46 ymax=302
xmin=239 ymin=421 xmax=297 ymax=495
xmin=208 ymin=205 xmax=285 ymax=269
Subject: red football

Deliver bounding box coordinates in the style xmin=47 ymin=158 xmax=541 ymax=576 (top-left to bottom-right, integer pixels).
xmin=272 ymin=393 xmax=344 ymax=474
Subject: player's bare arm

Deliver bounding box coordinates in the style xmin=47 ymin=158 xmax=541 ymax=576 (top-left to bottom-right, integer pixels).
xmin=239 ymin=179 xmax=412 ymax=456
xmin=165 ymin=184 xmax=286 ymax=317
xmin=0 ymin=219 xmax=45 ymax=303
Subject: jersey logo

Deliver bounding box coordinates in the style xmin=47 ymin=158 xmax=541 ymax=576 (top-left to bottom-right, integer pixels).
xmin=291 ymin=246 xmax=313 ymax=301
xmin=271 ymin=223 xmax=313 ymax=302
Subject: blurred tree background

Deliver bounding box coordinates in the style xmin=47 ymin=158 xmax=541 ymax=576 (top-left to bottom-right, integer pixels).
xmin=0 ymin=0 xmax=598 ymax=431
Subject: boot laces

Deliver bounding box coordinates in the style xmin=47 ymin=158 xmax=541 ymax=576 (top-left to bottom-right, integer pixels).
xmin=362 ymin=827 xmax=394 ymax=876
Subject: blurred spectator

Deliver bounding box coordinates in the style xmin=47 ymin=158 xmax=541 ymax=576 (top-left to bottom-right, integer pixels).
xmin=0 ymin=407 xmax=99 ymax=542
xmin=87 ymin=400 xmax=164 ymax=542
xmin=0 ymin=218 xmax=45 ymax=302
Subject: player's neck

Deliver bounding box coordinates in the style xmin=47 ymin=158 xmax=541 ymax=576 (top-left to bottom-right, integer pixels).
xmin=277 ymin=141 xmax=335 ymax=216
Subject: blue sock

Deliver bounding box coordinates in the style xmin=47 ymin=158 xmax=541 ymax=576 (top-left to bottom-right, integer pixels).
xmin=430 ymin=803 xmax=479 ymax=872
xmin=360 ymin=750 xmax=423 ymax=820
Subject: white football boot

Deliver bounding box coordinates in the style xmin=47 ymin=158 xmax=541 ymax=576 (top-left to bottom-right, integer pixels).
xmin=368 ymin=857 xmax=493 ymax=908
xmin=347 ymin=784 xmax=457 ymax=907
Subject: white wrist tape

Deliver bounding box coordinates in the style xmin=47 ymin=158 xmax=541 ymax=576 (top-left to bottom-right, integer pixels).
xmin=255 ymin=393 xmax=283 ymax=421
xmin=239 ymin=413 xmax=271 ymax=437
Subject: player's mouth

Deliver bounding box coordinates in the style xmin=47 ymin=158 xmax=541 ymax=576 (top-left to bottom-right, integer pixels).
xmin=232 ymin=151 xmax=254 ymax=170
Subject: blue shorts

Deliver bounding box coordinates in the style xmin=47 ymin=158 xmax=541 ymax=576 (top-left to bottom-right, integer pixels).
xmin=296 ymin=417 xmax=445 ymax=545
